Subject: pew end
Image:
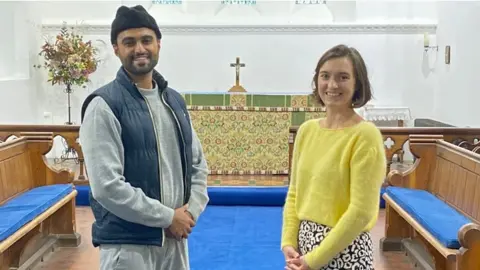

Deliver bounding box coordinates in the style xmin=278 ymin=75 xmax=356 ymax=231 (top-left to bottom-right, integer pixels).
xmin=19 ymin=132 xmax=76 ymax=186
xmin=458 ymin=223 xmax=480 ymax=269
xmin=386 ymin=159 xmax=421 ymax=188
xmin=44 ymin=159 xmax=76 ymax=186
xmin=381 ymin=134 xmax=480 ymax=270
xmin=0 ymin=134 xmax=80 ymax=270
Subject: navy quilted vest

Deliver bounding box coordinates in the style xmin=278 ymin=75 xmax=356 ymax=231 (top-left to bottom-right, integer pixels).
xmin=80 ymin=67 xmax=193 ymax=247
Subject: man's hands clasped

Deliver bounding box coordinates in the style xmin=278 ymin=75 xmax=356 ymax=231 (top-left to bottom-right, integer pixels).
xmin=166 ymin=204 xmax=195 ymax=240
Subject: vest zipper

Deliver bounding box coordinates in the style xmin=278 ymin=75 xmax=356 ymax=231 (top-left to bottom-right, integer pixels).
xmin=139 ymin=91 xmax=166 ymax=247
xmin=161 ymin=92 xmax=188 ymax=204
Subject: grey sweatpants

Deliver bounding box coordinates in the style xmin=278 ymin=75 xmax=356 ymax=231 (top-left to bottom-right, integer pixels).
xmin=99 ymin=238 xmax=189 ymax=270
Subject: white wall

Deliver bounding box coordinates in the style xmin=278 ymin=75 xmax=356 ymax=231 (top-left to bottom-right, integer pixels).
xmin=0 ymin=0 xmax=476 ymax=127
xmin=0 ymin=1 xmax=42 ymax=123
xmin=432 ymin=1 xmax=480 ymax=127
xmin=0 ymin=78 xmax=38 ymax=124
xmin=35 ymin=0 xmax=438 ymax=125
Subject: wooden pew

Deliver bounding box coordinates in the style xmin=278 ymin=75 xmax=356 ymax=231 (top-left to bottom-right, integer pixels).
xmin=0 ymin=125 xmax=87 ymax=184
xmin=453 ymin=139 xmax=480 ymax=154
xmin=0 ymin=133 xmax=80 ymax=270
xmin=381 ymin=135 xmax=480 ymax=270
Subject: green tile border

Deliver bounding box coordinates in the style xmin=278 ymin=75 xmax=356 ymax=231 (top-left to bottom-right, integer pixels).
xmin=285 ymin=95 xmax=292 ymax=107
xmin=246 ymin=95 xmax=253 ymax=107
xmin=187 ymin=106 xmax=324 ymax=112
xmin=291 ymin=112 xmax=306 ymax=126
xmin=252 ymin=95 xmax=287 ymax=107
xmin=184 ymin=94 xmax=191 ymax=105
xmin=190 ymin=94 xmax=225 ymax=106
xmin=224 ymin=94 xmax=231 ymax=106
xmin=181 ymin=93 xmax=321 ymax=108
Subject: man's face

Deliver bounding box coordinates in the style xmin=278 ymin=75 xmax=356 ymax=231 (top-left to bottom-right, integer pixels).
xmin=114 ymin=27 xmax=160 ymax=76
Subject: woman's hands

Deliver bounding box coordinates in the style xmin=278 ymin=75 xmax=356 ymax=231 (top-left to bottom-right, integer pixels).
xmin=282 ymin=246 xmax=312 ymax=270
xmin=282 ymin=246 xmax=300 ymax=261
xmin=285 ymin=256 xmax=311 ymax=270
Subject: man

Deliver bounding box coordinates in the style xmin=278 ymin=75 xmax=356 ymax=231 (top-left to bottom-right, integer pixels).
xmin=79 ymin=5 xmax=209 ymax=270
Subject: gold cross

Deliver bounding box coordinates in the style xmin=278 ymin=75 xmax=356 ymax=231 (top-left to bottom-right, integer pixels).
xmin=230 ymin=57 xmax=245 ymax=86
xmin=228 ymin=57 xmax=247 ymax=92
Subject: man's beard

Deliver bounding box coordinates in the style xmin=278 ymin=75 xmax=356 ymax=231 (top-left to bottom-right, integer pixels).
xmin=123 ymin=52 xmax=158 ymax=76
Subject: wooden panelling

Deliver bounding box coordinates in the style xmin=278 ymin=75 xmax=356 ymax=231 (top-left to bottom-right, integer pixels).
xmin=382 ymin=135 xmax=480 ymax=270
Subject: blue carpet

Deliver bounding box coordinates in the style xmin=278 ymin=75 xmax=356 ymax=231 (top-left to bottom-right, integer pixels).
xmin=74 ymin=185 xmax=386 ymax=269
xmin=189 ymin=205 xmax=284 ymax=270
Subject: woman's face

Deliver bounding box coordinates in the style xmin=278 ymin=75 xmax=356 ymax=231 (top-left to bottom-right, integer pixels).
xmin=317 ymin=56 xmax=356 ymax=109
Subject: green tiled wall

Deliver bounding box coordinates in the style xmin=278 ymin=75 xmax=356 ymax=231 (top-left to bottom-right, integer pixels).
xmin=251 ymin=95 xmax=286 ymax=107
xmin=291 ymin=111 xmax=306 ymax=126
xmin=190 ymin=94 xmax=227 ymax=106
xmin=183 ymin=93 xmax=318 ymax=108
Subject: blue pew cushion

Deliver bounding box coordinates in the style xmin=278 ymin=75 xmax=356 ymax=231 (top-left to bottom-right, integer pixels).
xmin=0 ymin=184 xmax=74 ymax=242
xmin=385 ymin=186 xmax=472 ymax=249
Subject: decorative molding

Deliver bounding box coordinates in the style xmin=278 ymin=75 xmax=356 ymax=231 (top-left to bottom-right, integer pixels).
xmin=41 ymin=20 xmax=437 ymax=35
xmin=209 ymin=169 xmax=288 ymax=175
xmin=187 ymin=105 xmax=325 ymax=111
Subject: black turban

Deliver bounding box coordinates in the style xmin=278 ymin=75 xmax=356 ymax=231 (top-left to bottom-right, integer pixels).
xmin=110 ymin=5 xmax=162 ymax=44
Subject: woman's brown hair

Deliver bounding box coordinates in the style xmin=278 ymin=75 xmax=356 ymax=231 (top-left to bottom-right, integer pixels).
xmin=311 ymin=44 xmax=372 ymax=108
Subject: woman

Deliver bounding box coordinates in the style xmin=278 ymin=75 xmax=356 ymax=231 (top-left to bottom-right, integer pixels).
xmin=281 ymin=44 xmax=386 ymax=270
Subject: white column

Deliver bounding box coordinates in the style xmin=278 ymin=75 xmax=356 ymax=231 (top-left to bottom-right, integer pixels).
xmin=0 ymin=2 xmax=15 ymax=79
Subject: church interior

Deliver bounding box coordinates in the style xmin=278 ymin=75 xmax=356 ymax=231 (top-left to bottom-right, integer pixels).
xmin=1 ymin=0 xmax=480 ymax=269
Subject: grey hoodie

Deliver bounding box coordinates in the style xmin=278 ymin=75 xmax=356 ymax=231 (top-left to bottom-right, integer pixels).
xmin=79 ymin=83 xmax=209 ymax=230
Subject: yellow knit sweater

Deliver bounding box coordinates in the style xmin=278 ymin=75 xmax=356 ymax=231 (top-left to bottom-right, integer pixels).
xmin=281 ymin=119 xmax=386 ymax=269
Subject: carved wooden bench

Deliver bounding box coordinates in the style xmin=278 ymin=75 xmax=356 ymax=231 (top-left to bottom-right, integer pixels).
xmin=0 ymin=133 xmax=80 ymax=270
xmin=381 ymin=134 xmax=480 ymax=270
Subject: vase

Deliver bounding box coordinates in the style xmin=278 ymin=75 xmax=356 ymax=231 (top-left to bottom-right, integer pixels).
xmin=55 ymin=83 xmax=78 ymax=164
xmin=64 ymin=83 xmax=73 ymax=125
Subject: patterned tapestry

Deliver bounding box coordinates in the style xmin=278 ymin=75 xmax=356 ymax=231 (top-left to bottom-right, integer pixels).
xmin=184 ymin=93 xmax=325 ymax=174
xmin=191 ymin=110 xmax=291 ymax=174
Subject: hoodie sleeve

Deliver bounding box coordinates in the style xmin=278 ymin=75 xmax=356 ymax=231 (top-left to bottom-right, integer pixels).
xmin=186 ymin=124 xmax=210 ymax=221
xmin=80 ymin=96 xmax=175 ymax=228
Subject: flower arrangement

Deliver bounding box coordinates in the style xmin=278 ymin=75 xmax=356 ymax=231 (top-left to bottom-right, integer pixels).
xmin=34 ymin=23 xmax=100 ymax=88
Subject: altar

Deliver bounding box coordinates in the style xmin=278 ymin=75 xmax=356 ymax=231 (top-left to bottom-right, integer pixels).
xmin=183 ymin=92 xmax=324 ymax=175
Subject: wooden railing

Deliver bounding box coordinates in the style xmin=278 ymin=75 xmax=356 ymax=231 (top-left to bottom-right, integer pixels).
xmin=288 ymin=126 xmax=480 ymax=177
xmin=3 ymin=124 xmax=480 ymax=186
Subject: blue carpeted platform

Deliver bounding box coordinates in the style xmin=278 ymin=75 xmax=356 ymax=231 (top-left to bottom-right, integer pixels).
xmin=76 ymin=185 xmax=387 ymax=208
xmin=74 ymin=185 xmax=386 ymax=269
xmin=76 ymin=185 xmax=91 ymax=206
xmin=207 ymin=186 xmax=288 ymax=206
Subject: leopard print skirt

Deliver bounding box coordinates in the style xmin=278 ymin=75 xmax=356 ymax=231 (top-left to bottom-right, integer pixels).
xmin=298 ymin=220 xmax=374 ymax=270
